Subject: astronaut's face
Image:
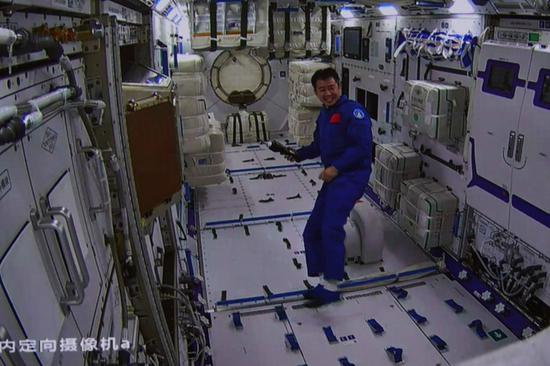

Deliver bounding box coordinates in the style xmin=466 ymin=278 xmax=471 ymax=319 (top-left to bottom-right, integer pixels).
xmin=314 ymin=78 xmax=342 ymax=107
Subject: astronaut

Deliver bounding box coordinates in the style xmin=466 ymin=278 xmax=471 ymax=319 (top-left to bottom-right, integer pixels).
xmin=290 ymin=68 xmax=373 ymax=306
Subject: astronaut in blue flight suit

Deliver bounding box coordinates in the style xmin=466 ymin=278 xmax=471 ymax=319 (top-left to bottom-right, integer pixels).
xmin=289 ymin=68 xmax=373 ymax=306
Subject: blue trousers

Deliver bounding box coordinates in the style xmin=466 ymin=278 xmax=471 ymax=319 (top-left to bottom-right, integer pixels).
xmin=303 ymin=173 xmax=369 ymax=281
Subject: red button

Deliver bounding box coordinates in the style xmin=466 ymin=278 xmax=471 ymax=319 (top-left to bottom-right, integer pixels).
xmin=330 ymin=113 xmax=341 ymax=124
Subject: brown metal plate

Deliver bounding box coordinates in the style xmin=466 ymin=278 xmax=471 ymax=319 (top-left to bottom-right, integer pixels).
xmin=126 ymin=101 xmax=181 ymax=218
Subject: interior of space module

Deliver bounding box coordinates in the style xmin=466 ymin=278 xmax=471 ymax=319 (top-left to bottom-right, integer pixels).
xmin=0 ymin=0 xmax=550 ymax=365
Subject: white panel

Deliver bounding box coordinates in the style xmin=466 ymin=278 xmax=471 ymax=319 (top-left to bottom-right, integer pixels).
xmin=48 ymin=172 xmax=103 ymax=337
xmin=0 ymin=144 xmax=35 ymax=260
xmin=53 ymin=315 xmax=85 ymax=365
xmin=201 ymin=221 xmax=308 ymax=307
xmin=23 ymin=115 xmax=71 ymax=199
xmin=224 ymin=150 xmax=263 ymax=172
xmin=467 ymin=41 xmax=533 ymax=228
xmin=49 ymin=173 xmax=90 ymax=259
xmin=396 ymin=15 xmax=485 ymax=35
xmin=392 ymin=275 xmax=518 ymax=364
xmin=288 ymin=290 xmax=450 ymax=366
xmin=509 ymin=45 xmax=550 ymax=257
xmin=253 ymin=149 xmax=297 ymax=169
xmin=209 ymin=309 xmax=306 ymax=366
xmin=199 ymin=169 xmax=319 ymax=226
xmin=0 ymin=224 xmax=65 ymax=366
xmin=224 ymin=145 xmax=322 ymax=173
xmin=65 ymin=107 xmax=112 ymax=280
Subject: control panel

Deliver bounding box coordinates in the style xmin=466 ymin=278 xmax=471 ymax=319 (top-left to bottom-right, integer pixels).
xmin=495 ymin=27 xmax=550 ymax=45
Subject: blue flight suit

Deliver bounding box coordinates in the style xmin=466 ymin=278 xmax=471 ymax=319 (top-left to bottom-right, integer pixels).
xmin=296 ymin=95 xmax=373 ymax=281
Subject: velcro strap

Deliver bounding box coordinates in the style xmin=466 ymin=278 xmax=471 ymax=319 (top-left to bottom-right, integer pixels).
xmin=285 ymin=333 xmax=300 ymax=351
xmin=388 ymin=286 xmax=408 ymax=299
xmin=367 ymin=319 xmax=384 ymax=334
xmin=323 ymin=326 xmax=338 ymax=344
xmin=429 ymin=335 xmax=447 ymax=350
xmin=445 ymin=298 xmax=464 ymax=313
xmin=386 ymin=347 xmax=403 ymax=364
xmin=263 ymin=285 xmax=274 ymax=297
xmin=468 ymin=319 xmax=488 ymax=338
xmin=275 ymin=305 xmax=287 ymax=321
xmin=232 ymin=312 xmax=243 ymax=329
xmin=407 ymin=309 xmax=427 ymax=324
xmin=338 ymin=357 xmax=355 ymax=366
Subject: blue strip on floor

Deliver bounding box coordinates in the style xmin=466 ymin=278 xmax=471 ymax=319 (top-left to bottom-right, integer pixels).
xmin=226 ymin=162 xmax=323 ymax=174
xmin=205 ymin=211 xmax=312 ymax=228
xmin=339 ymin=274 xmax=398 ymax=289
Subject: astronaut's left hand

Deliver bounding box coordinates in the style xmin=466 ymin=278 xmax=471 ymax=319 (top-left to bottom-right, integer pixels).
xmin=319 ymin=166 xmax=339 ymax=183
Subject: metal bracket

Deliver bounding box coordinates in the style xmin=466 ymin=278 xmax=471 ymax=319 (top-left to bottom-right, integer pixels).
xmin=0 ymin=326 xmax=25 ymax=365
xmin=30 ymin=208 xmax=84 ymax=306
xmin=39 ymin=197 xmax=90 ymax=290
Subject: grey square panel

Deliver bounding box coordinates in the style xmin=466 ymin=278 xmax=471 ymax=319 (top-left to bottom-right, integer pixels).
xmin=287 ymin=290 xmax=450 ymax=366
xmin=225 ymin=150 xmax=262 ymax=172
xmin=242 ymin=170 xmax=316 ymax=217
xmin=196 ymin=179 xmax=251 ymax=225
xmin=254 ymin=148 xmax=296 ymax=168
xmin=0 ymin=143 xmax=36 ymax=260
xmin=22 ymin=115 xmax=72 ymax=200
xmin=389 ymin=275 xmax=518 ymax=364
xmin=209 ymin=309 xmax=306 ymax=366
xmin=199 ymin=171 xmax=316 ymax=227
xmin=53 ymin=314 xmax=85 ymax=365
xmin=197 ymin=177 xmax=251 ymax=214
xmin=201 ymin=221 xmax=311 ymax=308
xmin=0 ymin=224 xmax=66 ymax=366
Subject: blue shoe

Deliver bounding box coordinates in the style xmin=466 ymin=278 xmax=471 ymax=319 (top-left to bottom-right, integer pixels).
xmin=303 ymin=285 xmax=341 ymax=307
xmin=303 ymin=284 xmax=324 ymax=299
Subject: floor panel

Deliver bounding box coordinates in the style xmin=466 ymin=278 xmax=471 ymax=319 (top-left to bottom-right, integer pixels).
xmin=194 ymin=141 xmax=520 ymax=366
xmin=201 ymin=220 xmax=310 ymax=308
xmin=389 ymin=275 xmax=518 ymax=365
xmin=198 ymin=170 xmax=320 ymax=227
xmin=207 ymin=275 xmax=519 ymax=366
xmin=201 ymin=215 xmax=433 ymax=308
xmin=287 ymin=289 xmax=450 ymax=366
xmin=209 ymin=309 xmax=306 ymax=366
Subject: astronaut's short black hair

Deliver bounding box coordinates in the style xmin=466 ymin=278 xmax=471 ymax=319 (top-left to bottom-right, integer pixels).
xmin=311 ymin=68 xmax=341 ymax=90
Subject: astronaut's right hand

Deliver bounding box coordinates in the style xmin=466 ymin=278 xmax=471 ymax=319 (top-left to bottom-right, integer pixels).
xmin=285 ymin=150 xmax=302 ymax=162
xmin=285 ymin=153 xmax=297 ymax=162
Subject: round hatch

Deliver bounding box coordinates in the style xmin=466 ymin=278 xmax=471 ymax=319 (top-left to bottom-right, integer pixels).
xmin=210 ymin=49 xmax=271 ymax=107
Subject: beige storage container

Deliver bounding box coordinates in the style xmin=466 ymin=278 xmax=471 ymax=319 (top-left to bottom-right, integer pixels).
xmin=398 ymin=178 xmax=458 ymax=249
xmin=373 ymin=143 xmax=422 ymax=209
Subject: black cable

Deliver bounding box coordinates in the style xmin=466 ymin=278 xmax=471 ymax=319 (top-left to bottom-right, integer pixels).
xmin=176 ymin=220 xmax=188 ymax=241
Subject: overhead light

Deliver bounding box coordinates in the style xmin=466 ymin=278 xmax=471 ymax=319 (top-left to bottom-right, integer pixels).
xmin=339 ymin=5 xmax=366 ymax=18
xmin=154 ymin=0 xmax=170 ymax=12
xmin=415 ymin=0 xmax=446 ymax=7
xmin=449 ymin=0 xmax=475 ymax=13
xmin=340 ymin=9 xmax=354 ymax=18
xmin=378 ymin=4 xmax=398 ymax=15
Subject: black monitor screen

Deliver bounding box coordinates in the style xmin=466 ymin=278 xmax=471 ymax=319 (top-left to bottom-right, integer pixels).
xmin=356 ymin=88 xmax=366 ymax=107
xmin=542 ymin=75 xmax=550 ymax=104
xmin=344 ymin=27 xmax=362 ymax=60
xmin=488 ymin=65 xmax=516 ymax=93
xmin=366 ymin=91 xmax=379 ymax=121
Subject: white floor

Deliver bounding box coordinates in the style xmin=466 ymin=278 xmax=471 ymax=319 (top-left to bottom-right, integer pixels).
xmin=209 ymin=275 xmax=517 ymax=366
xmin=188 ymin=141 xmax=518 ymax=366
